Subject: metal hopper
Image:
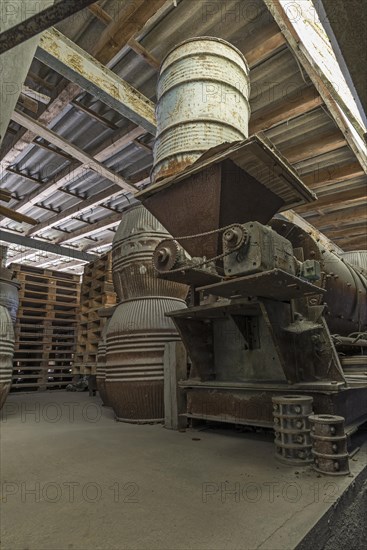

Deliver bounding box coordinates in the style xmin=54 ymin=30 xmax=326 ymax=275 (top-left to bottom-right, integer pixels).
xmin=138 ymin=135 xmax=316 ymax=260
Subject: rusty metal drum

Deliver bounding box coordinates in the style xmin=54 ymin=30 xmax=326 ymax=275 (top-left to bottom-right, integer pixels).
xmin=105 ymin=296 xmax=186 ymax=423
xmin=112 ymin=204 xmax=187 ymax=301
xmin=271 ymin=220 xmax=367 ymax=336
xmin=341 ymin=251 xmax=367 ymax=272
xmin=0 ymin=305 xmax=15 ymax=410
xmin=152 ymin=36 xmax=250 ymax=182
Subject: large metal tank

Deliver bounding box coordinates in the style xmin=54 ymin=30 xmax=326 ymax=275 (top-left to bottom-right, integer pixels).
xmin=271 ymin=220 xmax=367 ymax=336
xmin=105 ymin=297 xmax=186 ymax=423
xmin=152 ymin=36 xmax=250 ymax=182
xmin=0 ymin=247 xmax=19 ymax=323
xmin=96 ymin=310 xmax=114 ymax=407
xmin=341 ymin=251 xmax=367 ymax=272
xmin=112 ymin=204 xmax=187 ymax=300
xmin=0 ymin=306 xmax=15 ymax=409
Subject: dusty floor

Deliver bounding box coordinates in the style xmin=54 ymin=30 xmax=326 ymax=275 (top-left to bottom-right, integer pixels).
xmin=1 ymin=391 xmax=366 ymax=550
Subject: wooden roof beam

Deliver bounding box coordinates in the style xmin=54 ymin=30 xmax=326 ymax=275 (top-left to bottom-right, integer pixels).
xmin=0 ymin=125 xmax=144 ymax=227
xmin=12 ymin=110 xmax=138 ymax=196
xmin=295 ymin=187 xmax=367 ymax=213
xmin=263 ymin=0 xmax=367 ymax=172
xmin=301 ymin=161 xmax=365 ymax=189
xmin=59 ymin=212 xmax=123 ymax=243
xmin=281 ymin=131 xmax=347 ymax=164
xmin=36 ymin=28 xmax=156 ymax=135
xmin=306 ymin=204 xmax=367 ymax=226
xmin=250 ymin=87 xmax=323 ymax=134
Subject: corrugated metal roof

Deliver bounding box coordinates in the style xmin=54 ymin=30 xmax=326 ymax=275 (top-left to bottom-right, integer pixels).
xmin=1 ymin=0 xmax=365 ymax=271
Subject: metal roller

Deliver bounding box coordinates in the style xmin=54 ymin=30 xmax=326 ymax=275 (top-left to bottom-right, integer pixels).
xmin=272 ymin=395 xmax=314 ymax=465
xmin=309 ymin=414 xmax=350 ymax=475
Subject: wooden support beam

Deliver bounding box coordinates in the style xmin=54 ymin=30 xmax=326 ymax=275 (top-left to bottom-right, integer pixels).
xmin=319 ymin=225 xmax=367 ymax=240
xmin=337 ymin=234 xmax=367 ymax=250
xmin=250 ymin=87 xmax=323 ymax=134
xmin=60 ymin=212 xmax=123 ymax=243
xmin=306 ymin=204 xmax=367 ymax=226
xmin=244 ymin=24 xmax=287 ymax=67
xmin=12 ymin=110 xmax=138 ymax=196
xmin=0 ymin=229 xmax=98 ymax=261
xmin=0 ymin=189 xmax=11 ymax=202
xmin=281 ymin=131 xmax=347 ymax=164
xmin=263 ymin=0 xmax=367 ymax=172
xmin=127 ymin=38 xmax=160 ymax=69
xmin=88 ymin=4 xmax=112 ymax=25
xmin=33 ymin=139 xmax=74 ymax=162
xmin=36 ymin=28 xmax=156 ymax=135
xmin=91 ymin=0 xmax=166 ymax=66
xmin=6 ymin=167 xmax=44 ymax=186
xmin=1 ymin=0 xmax=163 ymax=169
xmin=71 ymin=100 xmax=119 ymax=130
xmin=0 ymin=205 xmax=37 ymax=225
xmin=32 ymin=188 xmax=126 ymax=238
xmin=0 ymin=126 xmax=143 ymax=227
xmin=295 ymin=188 xmax=367 ymax=213
xmin=164 ymin=341 xmax=188 ymax=430
xmin=1 ymin=80 xmax=81 ymax=170
xmin=301 ymin=162 xmax=365 ymax=189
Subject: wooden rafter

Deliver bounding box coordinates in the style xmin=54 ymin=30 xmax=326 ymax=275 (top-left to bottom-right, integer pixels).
xmin=263 ymin=0 xmax=367 ymax=173
xmin=36 ymin=28 xmax=156 ymax=135
xmin=0 ymin=126 xmax=144 ymax=227
xmin=12 ymin=110 xmax=138 ymax=196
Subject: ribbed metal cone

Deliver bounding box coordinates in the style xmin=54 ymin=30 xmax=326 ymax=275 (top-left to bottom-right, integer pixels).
xmin=0 ymin=268 xmax=19 ymax=324
xmin=105 ymin=297 xmax=186 ymax=423
xmin=0 ymin=306 xmax=15 ymax=410
xmin=112 ymin=204 xmax=187 ymax=301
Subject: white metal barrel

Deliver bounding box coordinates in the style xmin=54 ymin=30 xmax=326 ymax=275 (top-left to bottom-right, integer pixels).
xmin=152 ymin=36 xmax=250 ymax=182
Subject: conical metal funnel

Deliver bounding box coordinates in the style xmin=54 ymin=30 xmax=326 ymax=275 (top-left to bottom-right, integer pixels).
xmin=138 ymin=136 xmax=315 ymax=260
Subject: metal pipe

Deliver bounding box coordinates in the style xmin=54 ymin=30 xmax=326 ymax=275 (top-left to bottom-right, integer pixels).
xmin=0 ymin=0 xmax=97 ymax=55
xmin=333 ymin=336 xmax=367 ymax=348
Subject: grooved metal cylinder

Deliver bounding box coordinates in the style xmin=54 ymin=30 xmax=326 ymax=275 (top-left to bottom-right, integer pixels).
xmin=341 ymin=251 xmax=367 ymax=272
xmin=0 ymin=247 xmax=19 ymax=324
xmin=105 ymin=297 xmax=186 ymax=423
xmin=152 ymin=36 xmax=250 ymax=182
xmin=272 ymin=395 xmax=314 ymax=465
xmin=112 ymin=204 xmax=187 ymax=301
xmin=309 ymin=414 xmax=349 ymax=475
xmin=271 ymin=220 xmax=367 ymax=336
xmin=0 ymin=306 xmax=15 ymax=409
xmin=96 ymin=316 xmax=113 ymax=407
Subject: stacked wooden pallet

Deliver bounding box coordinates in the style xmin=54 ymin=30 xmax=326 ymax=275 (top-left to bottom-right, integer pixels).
xmin=11 ymin=265 xmax=80 ymax=391
xmin=73 ymin=253 xmax=117 ymax=375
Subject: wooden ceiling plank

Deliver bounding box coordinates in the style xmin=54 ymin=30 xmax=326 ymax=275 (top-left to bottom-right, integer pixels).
xmin=12 ymin=110 xmax=138 ymax=197
xmin=250 ymin=87 xmax=323 ymax=134
xmin=36 ymin=28 xmax=156 ymax=134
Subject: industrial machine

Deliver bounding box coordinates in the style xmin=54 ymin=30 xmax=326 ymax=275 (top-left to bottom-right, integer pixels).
xmin=138 ymin=136 xmax=367 ymax=432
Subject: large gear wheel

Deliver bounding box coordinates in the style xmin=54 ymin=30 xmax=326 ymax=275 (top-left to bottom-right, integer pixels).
xmin=153 ymin=239 xmax=180 ymax=272
xmin=222 ymin=224 xmax=248 ymax=251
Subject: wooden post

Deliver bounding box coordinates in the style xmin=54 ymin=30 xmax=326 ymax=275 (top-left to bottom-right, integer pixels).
xmin=164 ymin=341 xmax=188 ymax=430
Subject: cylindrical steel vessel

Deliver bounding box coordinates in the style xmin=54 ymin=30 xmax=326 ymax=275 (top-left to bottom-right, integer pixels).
xmin=0 ymin=306 xmax=15 ymax=409
xmin=96 ymin=311 xmax=114 ymax=407
xmin=105 ymin=297 xmax=186 ymax=423
xmin=271 ymin=220 xmax=367 ymax=336
xmin=341 ymin=251 xmax=367 ymax=272
xmin=112 ymin=204 xmax=187 ymax=301
xmin=0 ymin=247 xmax=19 ymax=323
xmin=152 ymin=37 xmax=250 ymax=182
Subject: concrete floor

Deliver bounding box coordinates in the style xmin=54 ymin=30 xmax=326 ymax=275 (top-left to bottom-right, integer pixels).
xmin=1 ymin=391 xmax=366 ymax=550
